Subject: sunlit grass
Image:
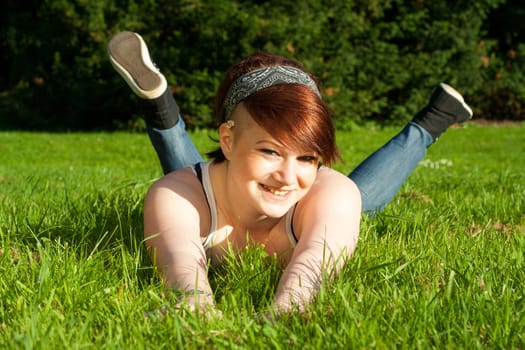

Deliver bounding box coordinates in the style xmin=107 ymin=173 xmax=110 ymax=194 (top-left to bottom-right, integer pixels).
xmin=0 ymin=123 xmax=524 ymax=348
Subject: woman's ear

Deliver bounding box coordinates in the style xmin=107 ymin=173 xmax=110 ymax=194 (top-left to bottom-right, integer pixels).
xmin=219 ymin=121 xmax=235 ymax=159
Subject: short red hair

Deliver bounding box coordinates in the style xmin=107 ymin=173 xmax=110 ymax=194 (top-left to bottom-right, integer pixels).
xmin=208 ymin=52 xmax=339 ymax=166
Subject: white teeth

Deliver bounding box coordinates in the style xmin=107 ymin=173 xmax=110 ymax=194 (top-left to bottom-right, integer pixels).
xmin=272 ymin=189 xmax=287 ymax=196
xmin=263 ymin=185 xmax=288 ymax=196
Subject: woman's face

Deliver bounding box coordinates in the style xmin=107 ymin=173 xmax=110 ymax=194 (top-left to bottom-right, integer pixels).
xmin=220 ymin=103 xmax=320 ymax=219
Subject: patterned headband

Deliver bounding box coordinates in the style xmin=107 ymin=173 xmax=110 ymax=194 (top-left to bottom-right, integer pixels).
xmin=221 ymin=65 xmax=321 ymax=120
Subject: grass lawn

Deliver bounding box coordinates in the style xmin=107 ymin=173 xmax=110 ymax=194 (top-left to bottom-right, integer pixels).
xmin=0 ymin=122 xmax=524 ymax=349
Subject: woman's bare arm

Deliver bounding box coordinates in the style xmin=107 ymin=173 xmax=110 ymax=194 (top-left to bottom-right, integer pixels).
xmin=143 ymin=170 xmax=214 ymax=309
xmin=272 ymin=168 xmax=361 ymax=312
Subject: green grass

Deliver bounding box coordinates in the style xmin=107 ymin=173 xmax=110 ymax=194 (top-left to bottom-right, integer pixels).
xmin=1 ymin=123 xmax=524 ymax=349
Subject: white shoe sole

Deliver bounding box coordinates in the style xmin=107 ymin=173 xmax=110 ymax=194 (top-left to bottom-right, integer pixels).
xmin=108 ymin=32 xmax=167 ymax=99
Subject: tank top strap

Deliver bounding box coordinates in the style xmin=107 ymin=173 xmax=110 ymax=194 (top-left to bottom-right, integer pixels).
xmin=284 ymin=204 xmax=298 ymax=246
xmin=191 ymin=162 xmax=219 ymax=250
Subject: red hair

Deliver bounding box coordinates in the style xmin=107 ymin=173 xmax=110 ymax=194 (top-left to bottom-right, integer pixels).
xmin=208 ymin=52 xmax=339 ymax=166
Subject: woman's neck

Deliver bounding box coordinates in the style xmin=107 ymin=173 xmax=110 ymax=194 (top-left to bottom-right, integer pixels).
xmin=209 ymin=161 xmax=281 ymax=235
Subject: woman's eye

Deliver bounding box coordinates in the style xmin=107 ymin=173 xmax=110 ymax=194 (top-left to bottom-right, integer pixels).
xmin=260 ymin=149 xmax=279 ymax=156
xmin=298 ymin=155 xmax=319 ymax=163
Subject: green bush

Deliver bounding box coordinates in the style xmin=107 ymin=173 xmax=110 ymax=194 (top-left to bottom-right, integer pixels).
xmin=477 ymin=0 xmax=525 ymax=120
xmin=0 ymin=0 xmax=521 ymax=131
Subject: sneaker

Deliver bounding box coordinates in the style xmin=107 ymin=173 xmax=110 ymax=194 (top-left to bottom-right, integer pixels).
xmin=412 ymin=83 xmax=473 ymax=140
xmin=438 ymin=83 xmax=473 ymax=121
xmin=108 ymin=31 xmax=167 ymax=99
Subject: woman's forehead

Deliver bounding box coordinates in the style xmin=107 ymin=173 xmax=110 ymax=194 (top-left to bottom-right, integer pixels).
xmin=239 ymin=124 xmax=318 ymax=155
xmin=232 ymin=102 xmax=319 ymax=155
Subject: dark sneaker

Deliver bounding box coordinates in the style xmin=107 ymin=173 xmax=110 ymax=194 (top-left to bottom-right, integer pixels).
xmin=412 ymin=83 xmax=473 ymax=140
xmin=108 ymin=31 xmax=167 ymax=99
xmin=437 ymin=83 xmax=473 ymax=121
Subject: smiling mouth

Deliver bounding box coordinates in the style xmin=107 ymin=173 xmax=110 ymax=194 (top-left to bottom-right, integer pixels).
xmin=260 ymin=184 xmax=290 ymax=197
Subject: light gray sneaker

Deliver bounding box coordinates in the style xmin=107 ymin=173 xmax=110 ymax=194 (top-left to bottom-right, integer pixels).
xmin=108 ymin=31 xmax=167 ymax=99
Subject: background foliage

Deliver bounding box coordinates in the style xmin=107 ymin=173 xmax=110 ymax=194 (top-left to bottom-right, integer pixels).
xmin=1 ymin=0 xmax=524 ymax=130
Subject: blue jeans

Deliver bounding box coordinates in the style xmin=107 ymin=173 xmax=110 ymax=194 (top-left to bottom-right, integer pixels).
xmin=348 ymin=122 xmax=433 ymax=212
xmin=147 ymin=117 xmax=203 ymax=174
xmin=147 ymin=119 xmax=433 ymax=213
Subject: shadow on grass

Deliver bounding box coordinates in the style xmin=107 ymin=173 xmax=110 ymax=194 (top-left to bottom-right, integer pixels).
xmin=0 ymin=179 xmax=156 ymax=287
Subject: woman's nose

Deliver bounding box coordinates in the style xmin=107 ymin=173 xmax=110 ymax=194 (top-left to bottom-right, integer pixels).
xmin=273 ymin=159 xmax=297 ymax=185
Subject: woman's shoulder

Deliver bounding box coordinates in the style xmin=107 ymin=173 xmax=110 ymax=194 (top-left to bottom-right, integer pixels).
xmin=144 ymin=166 xmax=211 ymax=234
xmin=315 ymin=167 xmax=360 ymax=193
xmin=146 ymin=166 xmax=207 ymax=206
xmin=293 ymin=167 xmax=362 ymax=242
xmin=152 ymin=166 xmax=199 ymax=186
xmin=297 ymin=167 xmax=361 ymax=213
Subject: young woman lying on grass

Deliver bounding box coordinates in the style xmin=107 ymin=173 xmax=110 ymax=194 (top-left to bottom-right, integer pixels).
xmin=107 ymin=31 xmax=473 ymax=316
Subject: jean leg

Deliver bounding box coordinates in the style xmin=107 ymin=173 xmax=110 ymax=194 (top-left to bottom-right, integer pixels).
xmin=146 ymin=116 xmax=203 ymax=174
xmin=348 ymin=122 xmax=434 ymax=213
